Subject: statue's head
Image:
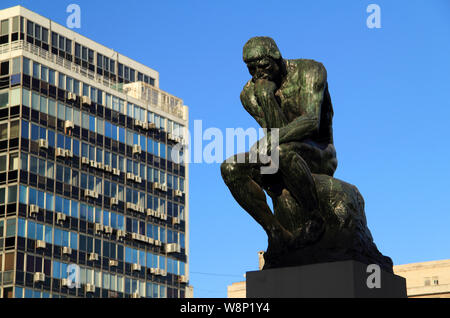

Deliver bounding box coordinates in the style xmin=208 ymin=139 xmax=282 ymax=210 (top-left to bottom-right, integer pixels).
xmin=243 ymin=36 xmax=284 ymax=82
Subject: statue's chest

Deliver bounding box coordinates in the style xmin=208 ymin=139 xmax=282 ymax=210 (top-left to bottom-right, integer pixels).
xmin=276 ymin=83 xmax=304 ymax=122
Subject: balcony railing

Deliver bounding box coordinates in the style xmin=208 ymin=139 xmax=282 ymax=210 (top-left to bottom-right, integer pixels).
xmin=0 ymin=40 xmax=186 ymax=120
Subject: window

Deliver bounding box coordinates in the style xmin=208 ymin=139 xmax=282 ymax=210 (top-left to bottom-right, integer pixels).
xmin=432 ymin=277 xmax=439 ymax=285
xmin=10 ymin=121 xmax=19 ymax=138
xmin=0 ymin=91 xmax=8 ymax=108
xmin=0 ymin=123 xmax=8 ymax=139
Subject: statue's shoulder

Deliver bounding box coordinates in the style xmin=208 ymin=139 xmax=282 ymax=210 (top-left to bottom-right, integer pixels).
xmin=286 ymin=59 xmax=327 ymax=81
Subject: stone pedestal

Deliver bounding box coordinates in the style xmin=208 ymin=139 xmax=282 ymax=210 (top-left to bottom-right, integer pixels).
xmin=246 ymin=260 xmax=407 ymax=298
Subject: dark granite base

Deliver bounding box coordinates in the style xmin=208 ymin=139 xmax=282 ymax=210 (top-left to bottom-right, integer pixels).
xmin=246 ymin=260 xmax=406 ymax=298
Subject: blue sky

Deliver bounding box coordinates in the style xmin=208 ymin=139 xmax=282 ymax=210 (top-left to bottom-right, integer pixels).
xmin=3 ymin=0 xmax=450 ymax=298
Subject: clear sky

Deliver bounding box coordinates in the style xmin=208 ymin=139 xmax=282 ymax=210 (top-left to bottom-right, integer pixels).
xmin=3 ymin=0 xmax=450 ymax=298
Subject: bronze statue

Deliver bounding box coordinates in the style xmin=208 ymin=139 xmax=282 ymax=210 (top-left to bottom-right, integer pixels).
xmin=221 ymin=37 xmax=393 ymax=272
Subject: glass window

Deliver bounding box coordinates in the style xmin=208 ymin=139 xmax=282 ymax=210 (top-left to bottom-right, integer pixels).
xmin=22 ymin=88 xmax=30 ymax=107
xmin=0 ymin=91 xmax=8 ymax=108
xmin=89 ymin=115 xmax=96 ymax=132
xmin=10 ymin=88 xmax=20 ymax=106
xmin=49 ymin=69 xmax=55 ymax=85
xmin=48 ymin=99 xmax=56 ymax=116
xmin=40 ymin=96 xmax=47 ymax=113
xmin=10 ymin=121 xmax=19 ymax=139
xmin=8 ymin=185 xmax=17 ymax=203
xmin=23 ymin=58 xmax=31 ymax=76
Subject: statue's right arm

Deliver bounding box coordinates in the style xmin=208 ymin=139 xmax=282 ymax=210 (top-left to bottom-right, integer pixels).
xmin=240 ymin=81 xmax=267 ymax=128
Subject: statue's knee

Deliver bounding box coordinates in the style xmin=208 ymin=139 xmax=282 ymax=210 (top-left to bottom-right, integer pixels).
xmin=276 ymin=144 xmax=292 ymax=165
xmin=220 ymin=161 xmax=237 ymax=184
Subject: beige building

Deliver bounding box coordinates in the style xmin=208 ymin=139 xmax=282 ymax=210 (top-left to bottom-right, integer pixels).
xmin=394 ymin=259 xmax=450 ymax=298
xmin=227 ymin=252 xmax=450 ymax=298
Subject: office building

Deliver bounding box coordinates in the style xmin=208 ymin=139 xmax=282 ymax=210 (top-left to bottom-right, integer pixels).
xmin=0 ymin=5 xmax=189 ymax=298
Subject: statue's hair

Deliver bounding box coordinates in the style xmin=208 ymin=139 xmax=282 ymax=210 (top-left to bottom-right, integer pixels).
xmin=243 ymin=37 xmax=282 ymax=62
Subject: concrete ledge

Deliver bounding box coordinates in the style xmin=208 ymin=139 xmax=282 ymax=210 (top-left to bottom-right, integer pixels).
xmin=246 ymin=260 xmax=407 ymax=298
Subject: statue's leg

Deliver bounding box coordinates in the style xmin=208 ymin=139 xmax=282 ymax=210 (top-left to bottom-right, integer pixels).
xmin=220 ymin=152 xmax=293 ymax=244
xmin=278 ymin=143 xmax=320 ymax=215
xmin=277 ymin=143 xmax=325 ymax=245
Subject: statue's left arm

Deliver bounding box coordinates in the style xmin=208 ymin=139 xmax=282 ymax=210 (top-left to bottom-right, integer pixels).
xmin=278 ymin=62 xmax=327 ymax=144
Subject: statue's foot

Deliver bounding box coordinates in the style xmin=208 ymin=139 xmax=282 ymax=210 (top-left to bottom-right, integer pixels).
xmin=263 ymin=227 xmax=294 ymax=269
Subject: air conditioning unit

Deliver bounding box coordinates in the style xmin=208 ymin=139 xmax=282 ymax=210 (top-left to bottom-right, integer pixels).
xmin=116 ymin=230 xmax=126 ymax=239
xmin=105 ymin=165 xmax=112 ymax=173
xmin=36 ymin=240 xmax=46 ymax=249
xmin=153 ymin=210 xmax=161 ymax=218
xmin=56 ymin=147 xmax=66 ymax=157
xmin=167 ymin=133 xmax=177 ymax=143
xmin=160 ymin=213 xmax=167 ymax=221
xmin=56 ymin=212 xmax=67 ymax=223
xmin=67 ymin=92 xmax=77 ymax=101
xmin=131 ymin=292 xmax=140 ymax=299
xmin=94 ymin=223 xmax=103 ymax=234
xmin=89 ymin=160 xmax=98 ymax=168
xmin=82 ymin=95 xmax=91 ymax=105
xmin=126 ymin=172 xmax=135 ymax=180
xmin=148 ymin=122 xmax=156 ymax=130
xmin=86 ymin=283 xmax=95 ymax=293
xmin=154 ymin=268 xmax=166 ymax=276
xmin=137 ymin=206 xmax=145 ymax=214
xmin=134 ymin=119 xmax=143 ymax=127
xmin=97 ymin=162 xmax=105 ymax=170
xmin=150 ymin=268 xmax=157 ymax=274
xmin=88 ymin=252 xmax=99 ymax=261
xmin=147 ymin=237 xmax=154 ymax=245
xmin=146 ymin=209 xmax=156 ymax=217
xmin=154 ymin=240 xmax=162 ymax=247
xmin=109 ymin=259 xmax=118 ymax=267
xmin=29 ymin=204 xmax=39 ymax=216
xmin=34 ymin=272 xmax=45 ymax=282
xmin=61 ymin=278 xmax=71 ymax=287
xmin=179 ymin=275 xmax=188 ymax=283
xmin=64 ymin=149 xmax=73 ymax=158
xmin=172 ymin=217 xmax=180 ymax=225
xmin=112 ymin=168 xmax=120 ymax=176
xmin=81 ymin=157 xmax=90 ymax=165
xmin=63 ymin=246 xmax=72 ymax=255
xmin=38 ymin=139 xmax=48 ymax=149
xmin=131 ymin=233 xmax=139 ymax=240
xmin=132 ymin=263 xmax=141 ymax=271
xmin=110 ymin=197 xmax=118 ymax=205
xmin=153 ymin=182 xmax=161 ymax=191
xmin=126 ymin=202 xmax=134 ymax=211
xmin=84 ymin=189 xmax=98 ymax=199
xmin=134 ymin=175 xmax=142 ymax=183
xmin=175 ymin=190 xmax=183 ymax=197
xmin=142 ymin=122 xmax=149 ymax=130
xmin=104 ymin=226 xmax=113 ymax=234
xmin=165 ymin=243 xmax=181 ymax=253
xmin=64 ymin=120 xmax=74 ymax=130
xmin=132 ymin=145 xmax=141 ymax=155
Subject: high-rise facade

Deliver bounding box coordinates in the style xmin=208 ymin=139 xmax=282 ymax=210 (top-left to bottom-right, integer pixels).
xmin=0 ymin=6 xmax=189 ymax=298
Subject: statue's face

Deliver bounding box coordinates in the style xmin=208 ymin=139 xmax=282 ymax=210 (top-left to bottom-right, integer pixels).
xmin=246 ymin=56 xmax=280 ymax=82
